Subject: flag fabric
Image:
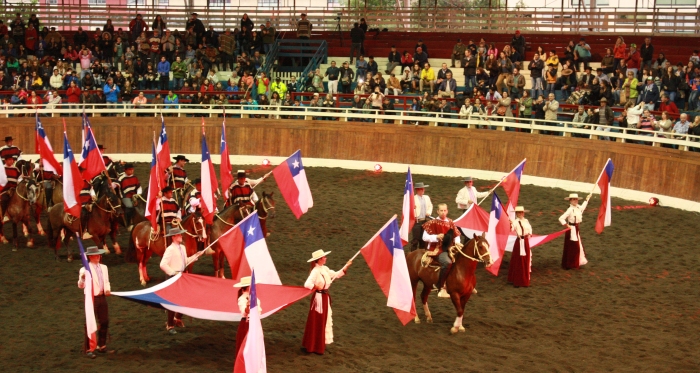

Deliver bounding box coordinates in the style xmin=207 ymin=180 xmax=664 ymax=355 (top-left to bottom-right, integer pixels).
xmin=200 ymin=123 xmax=218 ymax=224
xmin=62 ymin=130 xmax=84 ymax=218
xmin=217 ymin=211 xmax=281 ymax=285
xmin=220 ymin=120 xmax=233 ymax=200
xmin=272 ymin=150 xmax=313 ymax=219
xmin=399 ymin=167 xmax=415 ymax=246
xmin=77 ymin=235 xmax=98 ymax=352
xmin=360 ymin=216 xmax=416 ymax=325
xmin=156 ymin=116 xmax=172 ymax=177
xmin=485 ymin=193 xmax=511 ymax=276
xmin=78 ymin=114 xmax=106 ymax=180
xmin=501 ymin=159 xmax=526 ymax=218
xmin=35 ymin=114 xmax=63 ymax=175
xmin=0 ymin=161 xmax=7 ymax=193
xmin=234 ymin=271 xmax=267 ymax=373
xmin=595 ymin=159 xmax=615 ymax=234
xmin=113 ymin=272 xmax=312 ymax=322
xmin=144 ymin=142 xmax=161 ymax=228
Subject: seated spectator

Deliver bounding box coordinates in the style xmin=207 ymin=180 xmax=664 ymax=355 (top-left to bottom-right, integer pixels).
xmin=413 ymin=47 xmax=428 ymax=67
xmin=437 ymin=71 xmax=457 ymax=98
xmin=355 ymin=55 xmax=368 ymax=82
xmin=385 ymin=73 xmax=401 ymax=96
xmin=400 ymin=50 xmax=413 ymax=72
xmin=419 ymin=62 xmax=435 ymax=93
xmin=654 ymin=111 xmax=674 ymax=138
xmin=659 ymin=94 xmax=678 ymax=116
xmin=132 ymin=91 xmax=148 ymax=115
xmin=672 ymin=113 xmax=691 ymax=141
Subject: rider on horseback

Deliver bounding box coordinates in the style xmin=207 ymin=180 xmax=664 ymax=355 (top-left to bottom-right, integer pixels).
xmin=79 ymin=178 xmax=96 ymax=239
xmin=155 ymin=186 xmax=182 ymax=234
xmin=226 ymin=170 xmax=269 ymax=210
xmin=167 ymin=155 xmax=189 ymax=205
xmin=184 ymin=178 xmax=203 ymax=215
xmin=1 ymin=157 xmax=20 ymax=221
xmin=34 ymin=161 xmax=58 ymax=207
xmin=0 ymin=136 xmax=22 ymax=162
xmin=422 ymin=203 xmax=461 ymax=298
xmin=118 ymin=163 xmax=141 ymax=230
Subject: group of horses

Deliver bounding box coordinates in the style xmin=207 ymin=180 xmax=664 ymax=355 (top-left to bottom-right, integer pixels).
xmin=2 ymin=160 xmax=497 ymax=333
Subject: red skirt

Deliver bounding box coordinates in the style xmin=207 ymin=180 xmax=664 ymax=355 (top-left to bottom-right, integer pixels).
xmin=302 ymin=291 xmax=330 ymax=354
xmin=507 ymin=237 xmax=531 ymax=287
xmin=235 ymin=318 xmax=249 ymax=357
xmin=561 ymin=224 xmax=585 ymax=269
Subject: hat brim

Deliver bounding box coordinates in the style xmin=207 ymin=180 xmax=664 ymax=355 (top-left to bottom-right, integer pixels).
xmin=307 ymin=251 xmax=332 ymax=262
xmin=564 ymin=197 xmax=580 ymax=200
xmin=85 ymin=249 xmax=107 ymax=256
xmin=165 ymin=229 xmax=187 ymax=237
xmin=233 ymin=280 xmax=251 ymax=288
xmin=515 ymin=209 xmax=530 ymax=213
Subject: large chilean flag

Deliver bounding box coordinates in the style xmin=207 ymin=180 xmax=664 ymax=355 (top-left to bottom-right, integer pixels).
xmin=217 ymin=211 xmax=281 ymax=285
xmin=234 ymin=270 xmax=267 ymax=373
xmin=156 ymin=116 xmax=172 ymax=177
xmin=220 ymin=120 xmax=233 ymax=199
xmin=360 ymin=215 xmax=416 ymax=325
xmin=200 ymin=121 xmax=218 ymax=224
xmin=62 ymin=127 xmax=83 ymax=218
xmin=485 ymin=193 xmax=511 ymax=276
xmin=35 ymin=114 xmax=62 ymax=175
xmin=272 ymin=150 xmax=313 ymax=219
xmin=399 ymin=167 xmax=415 ymax=246
xmin=595 ymin=159 xmax=615 ymax=234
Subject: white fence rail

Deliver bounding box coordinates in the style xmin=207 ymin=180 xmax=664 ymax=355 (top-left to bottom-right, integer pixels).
xmin=5 ymin=104 xmax=700 ymax=151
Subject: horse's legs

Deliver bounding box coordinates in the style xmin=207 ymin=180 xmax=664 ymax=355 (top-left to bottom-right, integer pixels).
xmin=420 ymin=285 xmax=433 ymax=323
xmin=23 ymin=217 xmax=34 ymax=248
xmin=110 ymin=220 xmax=122 ymax=255
xmin=143 ymin=249 xmax=152 ymax=283
xmin=64 ymin=230 xmax=74 ymax=262
xmin=11 ymin=223 xmax=18 ymax=251
xmin=411 ymin=278 xmax=421 ymax=324
xmin=0 ymin=221 xmax=7 ymax=243
xmin=450 ymin=293 xmax=464 ymax=334
xmin=35 ymin=206 xmax=45 ymax=236
xmin=212 ymin=251 xmax=220 ymax=278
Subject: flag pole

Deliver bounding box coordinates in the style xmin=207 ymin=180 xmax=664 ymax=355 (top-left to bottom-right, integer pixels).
xmin=477 ymin=158 xmax=526 ymax=206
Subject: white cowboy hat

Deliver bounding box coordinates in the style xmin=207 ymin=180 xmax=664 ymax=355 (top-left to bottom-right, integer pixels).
xmin=233 ymin=276 xmax=251 ymax=288
xmin=564 ymin=193 xmax=580 ymax=200
xmin=514 ymin=206 xmax=529 ymax=213
xmin=307 ymin=249 xmax=331 ymax=263
xmin=85 ymin=246 xmax=107 ymax=256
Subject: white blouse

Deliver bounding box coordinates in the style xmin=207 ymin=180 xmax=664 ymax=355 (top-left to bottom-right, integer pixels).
xmin=559 ymin=201 xmax=589 ymax=225
xmin=304 ymin=264 xmax=345 ymax=291
xmin=511 ymin=218 xmax=532 ymax=237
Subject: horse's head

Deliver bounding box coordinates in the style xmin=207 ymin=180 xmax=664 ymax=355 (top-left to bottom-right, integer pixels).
xmin=98 ymin=183 xmax=124 ymax=218
xmin=185 ymin=209 xmax=207 ymax=241
xmin=16 ymin=160 xmax=34 ymax=178
xmin=111 ymin=162 xmax=125 ymax=177
xmin=471 ymin=232 xmax=493 ymax=267
xmin=21 ymin=178 xmax=39 ymax=205
xmin=258 ymin=191 xmax=276 ymax=219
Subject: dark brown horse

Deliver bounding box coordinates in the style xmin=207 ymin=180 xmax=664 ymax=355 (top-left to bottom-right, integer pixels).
xmin=407 ymin=231 xmax=492 ymax=333
xmin=124 ymin=210 xmax=206 ymax=286
xmin=32 ymin=179 xmax=63 ymax=236
xmin=46 ymin=184 xmax=123 ymax=261
xmin=0 ymin=178 xmax=39 ymax=250
xmin=210 ymin=192 xmax=276 ymax=278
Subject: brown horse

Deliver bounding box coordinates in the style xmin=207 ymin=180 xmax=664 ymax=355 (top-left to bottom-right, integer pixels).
xmin=32 ymin=179 xmax=63 ymax=236
xmin=0 ymin=178 xmax=39 ymax=250
xmin=124 ymin=210 xmax=206 ymax=286
xmin=46 ymin=184 xmax=123 ymax=261
xmin=210 ymin=192 xmax=276 ymax=278
xmin=407 ymin=231 xmax=492 ymax=334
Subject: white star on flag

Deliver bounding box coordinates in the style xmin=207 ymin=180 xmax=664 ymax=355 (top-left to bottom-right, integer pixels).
xmin=247 ymin=226 xmax=256 ymax=236
xmin=292 ymin=159 xmax=299 ymax=168
xmin=390 ymin=233 xmax=395 ymax=245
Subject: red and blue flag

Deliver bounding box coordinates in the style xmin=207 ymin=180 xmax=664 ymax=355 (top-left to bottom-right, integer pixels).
xmin=234 ymin=270 xmax=267 ymax=373
xmin=272 ymin=150 xmax=313 ymax=219
xmin=360 ymin=215 xmax=416 ymax=325
xmin=485 ymin=193 xmax=511 ymax=276
xmin=200 ymin=121 xmax=218 ymax=224
xmin=77 ymin=235 xmax=98 ymax=352
xmin=220 ymin=120 xmax=233 ymax=199
xmin=62 ymin=124 xmax=84 ymax=218
xmin=595 ymin=159 xmax=615 ymax=234
xmin=156 ymin=116 xmax=172 ymax=177
xmin=144 ymin=142 xmax=161 ymax=229
xmin=218 ymin=211 xmax=281 ymax=285
xmin=78 ymin=114 xmax=106 ymax=181
xmin=35 ymin=114 xmax=62 ymax=175
xmin=501 ymin=158 xmax=526 ymax=218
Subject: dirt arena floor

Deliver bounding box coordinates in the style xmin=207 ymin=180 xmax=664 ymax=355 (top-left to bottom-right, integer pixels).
xmin=1 ymin=164 xmax=698 ymax=372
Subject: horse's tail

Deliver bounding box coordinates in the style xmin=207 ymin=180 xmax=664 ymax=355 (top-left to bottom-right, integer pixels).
xmin=124 ymin=229 xmax=138 ymax=263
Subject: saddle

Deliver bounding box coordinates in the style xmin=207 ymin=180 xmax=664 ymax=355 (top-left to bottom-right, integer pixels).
xmin=420 ymin=243 xmax=461 ymax=270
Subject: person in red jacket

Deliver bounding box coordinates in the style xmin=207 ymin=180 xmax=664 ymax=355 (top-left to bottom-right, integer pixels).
xmin=65 ymin=80 xmax=81 ymax=114
xmin=625 ymin=43 xmax=641 ymax=78
xmin=658 ymin=94 xmax=679 ymax=116
xmin=24 ymin=23 xmax=37 ymax=54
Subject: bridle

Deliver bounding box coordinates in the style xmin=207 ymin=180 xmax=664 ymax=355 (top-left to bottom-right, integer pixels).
xmin=95 ymin=193 xmax=122 ymax=217
xmin=453 ymin=237 xmax=491 ymax=263
xmin=256 ymin=194 xmax=275 ymax=219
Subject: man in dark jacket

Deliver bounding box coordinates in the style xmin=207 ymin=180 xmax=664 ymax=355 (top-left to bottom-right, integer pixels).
xmin=338 ymin=61 xmax=354 ymax=94
xmin=186 ymin=13 xmax=206 ymax=45
xmin=528 ymin=53 xmax=544 ymax=98
xmin=349 ymin=22 xmax=364 ymax=64
xmin=511 ymin=30 xmax=526 ymax=63
xmin=73 ymin=27 xmax=89 ymax=47
xmin=637 ymin=76 xmax=659 ymax=110
xmin=462 ymin=49 xmax=477 ymax=89
xmin=386 ymin=45 xmax=401 ymax=75
xmin=639 ymin=37 xmax=654 ymax=71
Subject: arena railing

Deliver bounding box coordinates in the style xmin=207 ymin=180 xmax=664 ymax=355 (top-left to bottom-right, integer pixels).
xmin=4 ymin=104 xmax=699 ymax=151
xmin=9 ymin=4 xmax=700 ymax=35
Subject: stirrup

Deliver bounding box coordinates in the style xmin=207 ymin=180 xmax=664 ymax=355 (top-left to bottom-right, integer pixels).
xmin=82 ymin=232 xmax=93 ymax=240
xmin=438 ymin=288 xmax=450 ymax=298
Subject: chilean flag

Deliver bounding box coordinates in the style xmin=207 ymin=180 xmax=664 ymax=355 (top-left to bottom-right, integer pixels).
xmin=156 ymin=116 xmax=172 ymax=177
xmin=360 ymin=215 xmax=416 ymax=325
xmin=144 ymin=142 xmax=162 ymax=229
xmin=595 ymin=159 xmax=615 ymax=234
xmin=485 ymin=193 xmax=511 ymax=276
xmin=0 ymin=160 xmax=7 ymax=193
xmin=501 ymin=159 xmax=526 ymax=218
xmin=220 ymin=120 xmax=233 ymax=200
xmin=77 ymin=235 xmax=98 ymax=352
xmin=35 ymin=114 xmax=63 ymax=175
xmin=399 ymin=167 xmax=415 ymax=246
xmin=200 ymin=122 xmax=218 ymax=224
xmin=272 ymin=150 xmax=313 ymax=219
xmin=78 ymin=115 xmax=106 ymax=181
xmin=234 ymin=271 xmax=267 ymax=373
xmin=218 ymin=211 xmax=281 ymax=285
xmin=62 ymin=127 xmax=84 ymax=218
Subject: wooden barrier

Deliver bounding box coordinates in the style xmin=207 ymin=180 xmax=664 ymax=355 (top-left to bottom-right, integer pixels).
xmin=9 ymin=117 xmax=700 ymax=202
